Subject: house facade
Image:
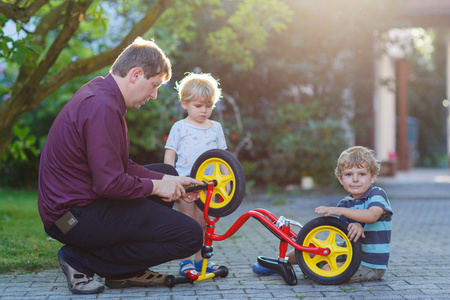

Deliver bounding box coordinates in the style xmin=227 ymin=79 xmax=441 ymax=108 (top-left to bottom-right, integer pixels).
xmin=368 ymin=0 xmax=450 ymax=174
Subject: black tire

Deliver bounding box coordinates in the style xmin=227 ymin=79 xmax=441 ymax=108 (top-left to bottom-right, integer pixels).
xmin=214 ymin=266 xmax=229 ymax=278
xmin=164 ymin=275 xmax=176 ymax=287
xmin=283 ymin=263 xmax=297 ymax=286
xmin=191 ymin=149 xmax=246 ymax=217
xmin=295 ymin=217 xmax=362 ymax=285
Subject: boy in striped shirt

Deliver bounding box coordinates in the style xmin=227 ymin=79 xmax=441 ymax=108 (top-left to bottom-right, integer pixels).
xmin=253 ymin=146 xmax=393 ymax=282
xmin=314 ymin=146 xmax=393 ymax=282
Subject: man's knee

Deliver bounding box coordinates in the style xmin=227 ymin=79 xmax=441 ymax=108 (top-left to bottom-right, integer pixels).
xmin=181 ymin=219 xmax=203 ymax=253
xmin=144 ymin=163 xmax=178 ymax=176
xmin=163 ymin=164 xmax=178 ymax=176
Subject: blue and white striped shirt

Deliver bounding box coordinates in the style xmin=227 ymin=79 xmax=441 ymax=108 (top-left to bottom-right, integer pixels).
xmin=337 ymin=185 xmax=393 ymax=269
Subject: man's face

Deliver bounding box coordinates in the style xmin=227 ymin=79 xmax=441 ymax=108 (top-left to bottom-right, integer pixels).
xmin=126 ymin=72 xmax=163 ymax=109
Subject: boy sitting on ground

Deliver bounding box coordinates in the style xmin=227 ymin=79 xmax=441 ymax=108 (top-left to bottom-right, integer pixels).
xmin=253 ymin=146 xmax=393 ymax=283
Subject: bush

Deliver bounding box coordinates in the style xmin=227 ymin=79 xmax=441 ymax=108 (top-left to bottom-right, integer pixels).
xmin=0 ymin=122 xmax=41 ymax=188
xmin=1 ymin=78 xmax=349 ymax=190
xmin=239 ymin=101 xmax=349 ymax=187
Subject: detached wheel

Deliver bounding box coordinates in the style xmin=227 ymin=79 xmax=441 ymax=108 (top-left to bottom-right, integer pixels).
xmin=191 ymin=149 xmax=246 ymax=217
xmin=295 ymin=217 xmax=362 ymax=285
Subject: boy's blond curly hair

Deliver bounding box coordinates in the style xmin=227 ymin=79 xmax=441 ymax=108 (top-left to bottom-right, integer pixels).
xmin=175 ymin=73 xmax=222 ymax=107
xmin=335 ymin=146 xmax=381 ymax=177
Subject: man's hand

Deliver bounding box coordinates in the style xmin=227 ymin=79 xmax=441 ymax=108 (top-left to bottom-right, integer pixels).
xmin=180 ymin=190 xmax=201 ymax=203
xmin=152 ymin=175 xmax=203 ymax=203
xmin=171 ymin=176 xmax=202 ymax=203
xmin=164 ymin=175 xmax=202 ymax=187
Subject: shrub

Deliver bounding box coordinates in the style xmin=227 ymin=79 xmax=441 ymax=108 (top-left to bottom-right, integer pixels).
xmin=240 ymin=101 xmax=349 ymax=187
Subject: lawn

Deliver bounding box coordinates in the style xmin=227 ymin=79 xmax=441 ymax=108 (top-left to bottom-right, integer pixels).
xmin=0 ymin=188 xmax=62 ymax=274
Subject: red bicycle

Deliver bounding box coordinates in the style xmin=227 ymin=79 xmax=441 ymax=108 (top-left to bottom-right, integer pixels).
xmin=170 ymin=149 xmax=361 ymax=287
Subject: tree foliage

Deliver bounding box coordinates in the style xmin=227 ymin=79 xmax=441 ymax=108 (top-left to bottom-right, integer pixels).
xmin=169 ymin=0 xmax=407 ymax=185
xmin=408 ymin=29 xmax=447 ymax=167
xmin=0 ymin=0 xmax=174 ymax=162
xmin=3 ymin=0 xmax=440 ymax=189
xmin=0 ymin=0 xmax=291 ymax=165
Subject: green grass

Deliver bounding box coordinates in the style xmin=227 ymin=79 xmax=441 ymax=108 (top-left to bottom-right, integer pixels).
xmin=271 ymin=198 xmax=287 ymax=206
xmin=0 ymin=188 xmax=62 ymax=274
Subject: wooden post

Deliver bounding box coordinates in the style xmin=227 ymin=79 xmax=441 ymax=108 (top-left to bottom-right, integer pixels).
xmin=447 ymin=40 xmax=450 ymax=169
xmin=396 ymin=59 xmax=410 ymax=170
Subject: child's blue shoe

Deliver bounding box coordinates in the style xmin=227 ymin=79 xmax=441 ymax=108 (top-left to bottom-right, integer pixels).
xmin=179 ymin=260 xmax=195 ymax=276
xmin=194 ymin=259 xmax=218 ymax=272
xmin=252 ymin=262 xmax=276 ymax=276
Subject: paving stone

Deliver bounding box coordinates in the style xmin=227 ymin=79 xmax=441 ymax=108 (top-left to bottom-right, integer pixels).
xmin=2 ymin=169 xmax=450 ymax=299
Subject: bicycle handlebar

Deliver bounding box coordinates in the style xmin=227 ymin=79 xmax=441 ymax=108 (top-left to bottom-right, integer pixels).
xmin=184 ymin=180 xmax=217 ymax=193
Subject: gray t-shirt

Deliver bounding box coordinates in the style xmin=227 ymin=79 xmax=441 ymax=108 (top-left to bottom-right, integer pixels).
xmin=165 ymin=119 xmax=227 ymax=176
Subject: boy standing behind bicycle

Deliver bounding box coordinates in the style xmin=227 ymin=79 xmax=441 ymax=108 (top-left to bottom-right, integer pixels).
xmin=253 ymin=146 xmax=393 ymax=282
xmin=164 ymin=72 xmax=227 ymax=276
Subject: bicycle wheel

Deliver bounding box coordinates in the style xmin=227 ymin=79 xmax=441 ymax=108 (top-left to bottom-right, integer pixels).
xmin=191 ymin=149 xmax=246 ymax=217
xmin=295 ymin=217 xmax=362 ymax=284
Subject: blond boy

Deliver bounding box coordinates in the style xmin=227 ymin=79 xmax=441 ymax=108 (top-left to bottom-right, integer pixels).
xmin=164 ymin=73 xmax=226 ymax=275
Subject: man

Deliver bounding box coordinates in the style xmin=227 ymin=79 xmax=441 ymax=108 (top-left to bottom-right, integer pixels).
xmin=38 ymin=37 xmax=203 ymax=294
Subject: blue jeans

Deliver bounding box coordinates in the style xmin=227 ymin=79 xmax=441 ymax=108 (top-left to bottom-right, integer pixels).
xmin=45 ymin=163 xmax=203 ymax=279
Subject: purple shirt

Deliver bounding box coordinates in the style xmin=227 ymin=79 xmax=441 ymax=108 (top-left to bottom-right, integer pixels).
xmin=38 ymin=74 xmax=164 ymax=228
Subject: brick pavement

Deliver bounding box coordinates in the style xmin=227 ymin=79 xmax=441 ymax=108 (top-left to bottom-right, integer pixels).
xmin=1 ymin=168 xmax=450 ymax=299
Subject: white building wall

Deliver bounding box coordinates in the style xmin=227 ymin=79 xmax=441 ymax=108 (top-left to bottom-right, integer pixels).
xmin=374 ymin=54 xmax=397 ymax=162
xmin=447 ymin=41 xmax=450 ymax=164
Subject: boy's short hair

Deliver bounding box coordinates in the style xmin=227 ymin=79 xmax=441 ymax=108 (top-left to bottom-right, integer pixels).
xmin=335 ymin=146 xmax=381 ymax=177
xmin=110 ymin=37 xmax=172 ymax=83
xmin=175 ymin=73 xmax=222 ymax=106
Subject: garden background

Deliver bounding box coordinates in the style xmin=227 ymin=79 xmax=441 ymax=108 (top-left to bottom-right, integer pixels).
xmin=0 ymin=0 xmax=448 ymax=273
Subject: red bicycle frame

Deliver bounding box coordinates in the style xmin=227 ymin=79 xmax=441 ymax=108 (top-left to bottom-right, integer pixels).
xmin=194 ymin=181 xmax=329 ymax=279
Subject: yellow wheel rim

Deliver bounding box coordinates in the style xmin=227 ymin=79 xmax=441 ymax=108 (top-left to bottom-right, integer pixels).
xmin=301 ymin=225 xmax=353 ymax=277
xmin=194 ymin=157 xmax=235 ymax=210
